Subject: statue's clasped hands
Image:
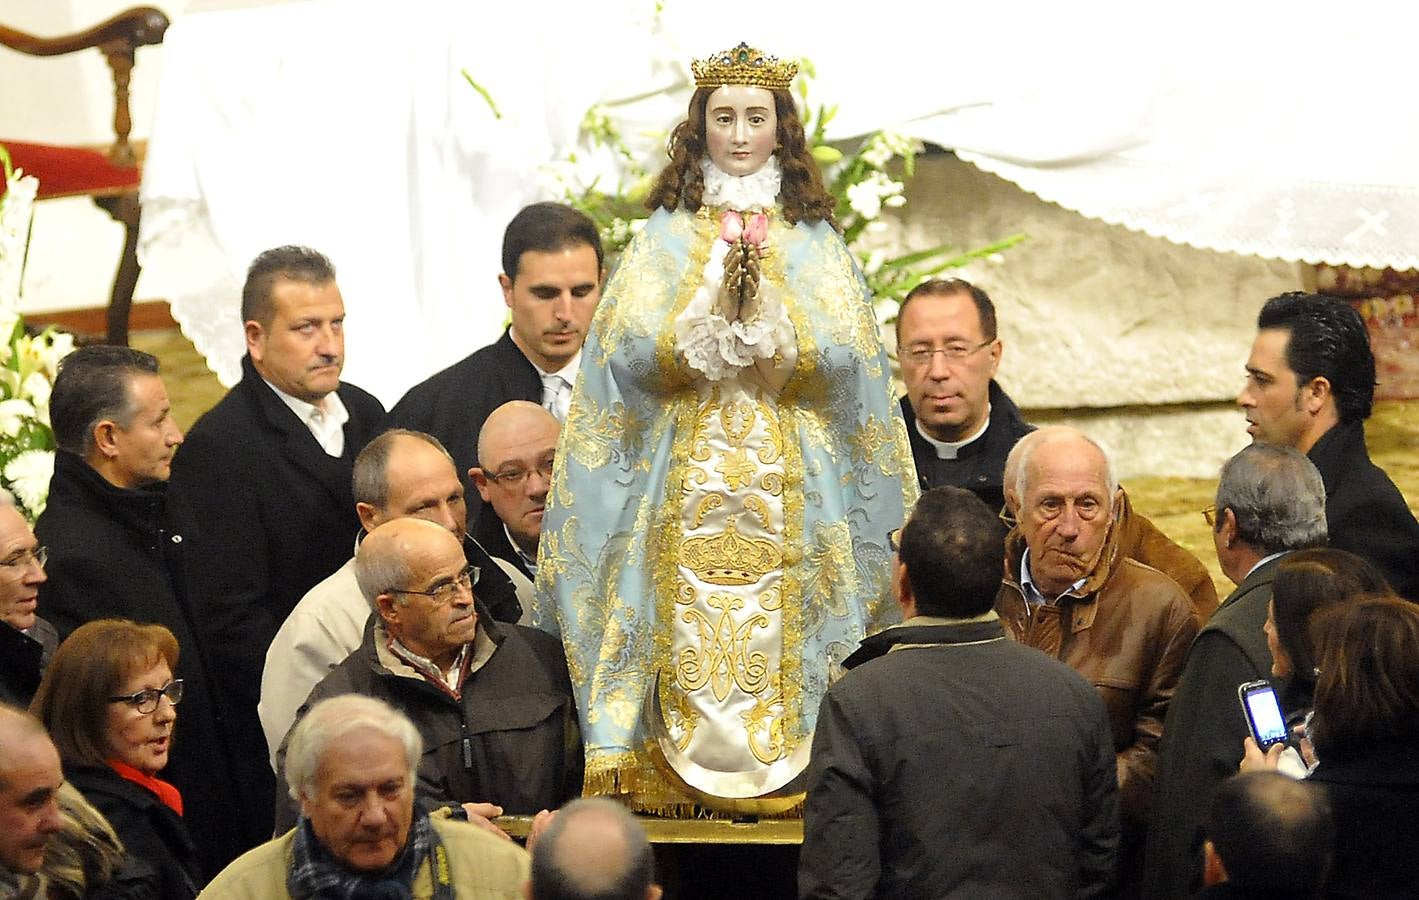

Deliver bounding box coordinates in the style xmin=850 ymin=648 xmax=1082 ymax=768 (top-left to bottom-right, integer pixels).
xmin=717 ymin=210 xmax=769 ymax=323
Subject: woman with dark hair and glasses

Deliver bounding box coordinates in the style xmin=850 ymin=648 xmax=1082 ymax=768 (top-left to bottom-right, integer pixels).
xmin=30 ymin=619 xmax=202 ymax=898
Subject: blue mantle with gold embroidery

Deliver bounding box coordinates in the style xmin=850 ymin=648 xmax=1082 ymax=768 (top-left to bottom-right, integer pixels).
xmin=534 ymin=204 xmax=917 ymax=811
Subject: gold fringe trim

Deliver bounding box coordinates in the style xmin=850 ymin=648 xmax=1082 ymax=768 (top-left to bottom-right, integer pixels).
xmin=581 ymin=750 xmax=805 ymax=820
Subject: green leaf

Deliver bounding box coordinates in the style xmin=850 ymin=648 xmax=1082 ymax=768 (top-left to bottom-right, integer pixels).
xmin=811 ymin=146 xmax=843 ymax=165
xmin=460 ymin=70 xmax=502 ymax=120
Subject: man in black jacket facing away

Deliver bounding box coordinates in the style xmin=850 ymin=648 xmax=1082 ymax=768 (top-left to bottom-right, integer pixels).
xmin=799 ymin=486 xmax=1119 ymax=899
xmin=36 ymin=345 xmax=252 ymax=874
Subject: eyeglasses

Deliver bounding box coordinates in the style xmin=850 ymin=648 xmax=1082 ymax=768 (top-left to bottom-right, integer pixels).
xmin=0 ymin=546 xmax=47 ymax=571
xmin=998 ymin=507 xmax=1018 ymax=529
xmin=482 ymin=458 xmax=555 ymax=487
xmin=390 ymin=565 xmax=478 ymax=605
xmin=1201 ymin=505 xmax=1217 ymax=528
xmin=109 ymin=680 xmax=184 ymax=714
xmin=900 ymin=340 xmax=994 ymax=366
xmin=887 ymin=528 xmax=902 ymax=554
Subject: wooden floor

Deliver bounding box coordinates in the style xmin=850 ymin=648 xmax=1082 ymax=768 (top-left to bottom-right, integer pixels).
xmin=138 ymin=327 xmax=1419 ymax=599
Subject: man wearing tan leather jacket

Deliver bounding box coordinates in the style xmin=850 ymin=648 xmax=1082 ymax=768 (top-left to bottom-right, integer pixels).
xmin=996 ymin=426 xmax=1198 ymax=897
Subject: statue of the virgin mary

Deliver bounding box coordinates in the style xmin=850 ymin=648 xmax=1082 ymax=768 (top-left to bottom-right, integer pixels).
xmin=535 ymin=43 xmax=916 ymax=814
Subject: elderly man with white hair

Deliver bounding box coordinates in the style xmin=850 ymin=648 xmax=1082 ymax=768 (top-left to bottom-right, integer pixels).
xmin=996 ymin=425 xmax=1198 ymax=894
xmin=201 ymin=695 xmax=528 ymax=898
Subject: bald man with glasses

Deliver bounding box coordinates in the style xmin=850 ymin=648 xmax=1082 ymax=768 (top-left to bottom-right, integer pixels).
xmin=273 ymin=518 xmax=581 ymax=833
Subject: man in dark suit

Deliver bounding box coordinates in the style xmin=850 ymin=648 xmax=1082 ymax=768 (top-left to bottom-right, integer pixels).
xmin=168 ymin=245 xmax=386 ymax=837
xmin=1237 ymin=291 xmax=1419 ymax=599
xmin=469 ymin=401 xmax=560 ymax=581
xmin=1143 ymin=443 xmax=1327 ymax=899
xmin=35 ymin=345 xmax=256 ymax=874
xmin=0 ymin=497 xmax=54 ymax=711
xmin=391 ymin=203 xmax=602 ymax=529
xmin=895 ymin=277 xmax=1031 ymax=512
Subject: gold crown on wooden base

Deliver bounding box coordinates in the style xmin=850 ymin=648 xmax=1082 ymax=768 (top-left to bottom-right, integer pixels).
xmin=679 ymin=517 xmax=782 ymax=586
xmin=691 ymin=42 xmax=797 ymax=92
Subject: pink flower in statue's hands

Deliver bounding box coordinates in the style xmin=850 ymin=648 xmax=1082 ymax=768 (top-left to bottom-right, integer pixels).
xmin=743 ymin=213 xmax=768 ymax=246
xmin=719 ymin=211 xmax=744 ymax=243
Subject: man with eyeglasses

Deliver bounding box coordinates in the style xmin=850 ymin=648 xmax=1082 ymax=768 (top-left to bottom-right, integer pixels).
xmin=274 ymin=518 xmax=580 ymax=833
xmin=0 ymin=497 xmax=55 ymax=710
xmin=260 ymin=428 xmax=530 ymax=774
xmin=895 ymin=278 xmax=1032 ymax=512
xmin=470 ymin=401 xmax=560 ymax=581
xmin=34 ymin=345 xmax=252 ymax=876
xmin=1144 ymin=444 xmax=1328 ymax=899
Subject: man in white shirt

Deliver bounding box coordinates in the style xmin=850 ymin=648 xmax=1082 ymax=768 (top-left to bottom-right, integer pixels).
xmin=168 ymin=245 xmax=387 ymax=846
xmin=259 ymin=428 xmax=532 ymax=771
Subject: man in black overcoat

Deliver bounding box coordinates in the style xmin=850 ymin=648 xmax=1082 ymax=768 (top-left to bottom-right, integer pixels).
xmin=36 ymin=345 xmax=252 ymax=875
xmin=391 ymin=202 xmax=602 ymax=531
xmin=1142 ymin=443 xmax=1327 ymax=899
xmin=166 ymin=246 xmax=386 ymax=839
xmin=1237 ymin=291 xmax=1419 ymax=599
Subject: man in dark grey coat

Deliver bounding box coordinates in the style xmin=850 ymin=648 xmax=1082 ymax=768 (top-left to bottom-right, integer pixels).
xmin=799 ymin=486 xmax=1119 ymax=899
xmin=1142 ymin=443 xmax=1327 ymax=899
xmin=274 ymin=518 xmax=581 ymax=832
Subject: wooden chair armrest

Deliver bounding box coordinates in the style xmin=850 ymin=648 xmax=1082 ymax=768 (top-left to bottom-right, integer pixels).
xmin=0 ymin=6 xmax=168 ymax=58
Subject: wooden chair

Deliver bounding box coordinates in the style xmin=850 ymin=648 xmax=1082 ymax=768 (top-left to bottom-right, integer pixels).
xmin=0 ymin=7 xmax=169 ymax=345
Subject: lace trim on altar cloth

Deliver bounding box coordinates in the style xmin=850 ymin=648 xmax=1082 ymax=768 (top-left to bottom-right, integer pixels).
xmin=672 ymin=234 xmax=793 ymax=381
xmin=700 ymin=157 xmax=781 ymax=211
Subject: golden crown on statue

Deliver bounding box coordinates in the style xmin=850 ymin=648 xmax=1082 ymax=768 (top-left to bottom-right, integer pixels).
xmin=691 ymin=42 xmax=798 ymax=92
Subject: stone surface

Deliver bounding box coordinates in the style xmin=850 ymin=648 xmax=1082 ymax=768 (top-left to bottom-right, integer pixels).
xmin=875 ymin=152 xmax=1302 ymax=476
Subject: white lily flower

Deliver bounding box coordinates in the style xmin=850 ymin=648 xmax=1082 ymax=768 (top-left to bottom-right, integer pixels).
xmin=0 ymin=398 xmax=35 ymax=437
xmin=4 ymin=448 xmax=54 ymax=518
xmin=846 ymin=180 xmax=884 ymax=220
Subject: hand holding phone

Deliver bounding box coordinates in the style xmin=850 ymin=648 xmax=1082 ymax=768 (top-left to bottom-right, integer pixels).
xmin=1237 ymin=680 xmax=1288 ymax=750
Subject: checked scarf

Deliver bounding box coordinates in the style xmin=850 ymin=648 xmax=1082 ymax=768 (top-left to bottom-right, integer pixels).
xmin=287 ymin=805 xmax=453 ymax=900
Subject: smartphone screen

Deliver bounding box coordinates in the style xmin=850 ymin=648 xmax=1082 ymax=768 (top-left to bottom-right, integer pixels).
xmin=1238 ymin=680 xmax=1288 ymax=749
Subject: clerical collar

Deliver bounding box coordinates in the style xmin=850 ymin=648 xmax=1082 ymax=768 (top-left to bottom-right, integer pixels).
xmin=1020 ymin=554 xmax=1087 ymax=607
xmin=532 ymin=350 xmax=581 ymax=385
xmin=915 ymin=405 xmax=991 ymax=460
xmin=504 ymin=523 xmax=538 ymax=578
xmin=700 ymin=156 xmax=782 ymax=210
xmin=263 ymin=380 xmax=349 ymax=457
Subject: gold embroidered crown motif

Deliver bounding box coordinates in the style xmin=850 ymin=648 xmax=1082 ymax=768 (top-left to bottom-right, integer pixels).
xmin=679 ymin=517 xmax=782 ymax=586
xmin=691 ymin=42 xmax=797 ymax=92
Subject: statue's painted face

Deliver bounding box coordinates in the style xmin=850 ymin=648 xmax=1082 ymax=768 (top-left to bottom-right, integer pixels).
xmin=705 ymin=84 xmax=778 ymax=177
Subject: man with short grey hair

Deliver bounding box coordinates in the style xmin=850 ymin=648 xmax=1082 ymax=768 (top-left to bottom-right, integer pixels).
xmin=203 ymin=695 xmax=528 ymax=898
xmin=527 ymin=798 xmax=661 ymax=900
xmin=996 ymin=425 xmax=1197 ymax=893
xmin=1143 ymin=443 xmax=1328 ymax=899
xmin=0 ymin=493 xmax=54 ymax=710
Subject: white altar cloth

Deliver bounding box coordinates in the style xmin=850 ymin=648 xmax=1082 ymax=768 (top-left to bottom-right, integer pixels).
xmin=139 ymin=0 xmax=1419 ymax=404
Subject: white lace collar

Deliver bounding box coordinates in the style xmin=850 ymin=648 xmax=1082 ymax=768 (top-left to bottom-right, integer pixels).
xmin=700 ymin=156 xmax=781 ymax=211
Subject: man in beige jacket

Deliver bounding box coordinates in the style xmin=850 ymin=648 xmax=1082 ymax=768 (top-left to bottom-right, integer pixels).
xmin=200 ymin=695 xmax=527 ymax=899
